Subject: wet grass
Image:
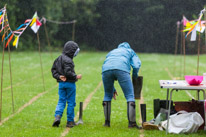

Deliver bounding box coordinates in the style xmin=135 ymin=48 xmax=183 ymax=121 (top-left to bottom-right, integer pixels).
xmin=0 ymin=51 xmax=206 ymax=136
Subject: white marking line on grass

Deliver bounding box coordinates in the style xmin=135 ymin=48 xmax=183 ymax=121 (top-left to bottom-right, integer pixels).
xmin=0 ymin=84 xmax=58 ymax=126
xmin=164 ymin=68 xmax=175 ymax=80
xmin=165 ymin=67 xmax=195 ymax=99
xmin=193 ymin=69 xmax=196 ymax=74
xmin=3 ymin=70 xmax=50 ymax=91
xmin=138 ymin=93 xmax=144 ymax=137
xmin=60 ymin=81 xmax=102 ymax=137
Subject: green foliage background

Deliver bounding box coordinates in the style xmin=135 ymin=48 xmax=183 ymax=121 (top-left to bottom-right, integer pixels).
xmin=0 ymin=0 xmax=206 ymax=53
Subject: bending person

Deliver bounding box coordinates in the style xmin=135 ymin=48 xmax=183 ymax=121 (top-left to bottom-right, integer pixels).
xmin=102 ymin=42 xmax=141 ymax=128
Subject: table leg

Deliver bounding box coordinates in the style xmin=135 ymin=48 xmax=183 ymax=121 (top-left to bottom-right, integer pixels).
xmin=166 ymin=89 xmax=174 ymax=134
xmin=200 ymin=89 xmax=206 ymax=130
xmin=197 ymin=90 xmax=200 ymax=100
xmin=202 ymin=90 xmax=206 ymax=100
xmin=166 ymin=88 xmax=169 ymax=109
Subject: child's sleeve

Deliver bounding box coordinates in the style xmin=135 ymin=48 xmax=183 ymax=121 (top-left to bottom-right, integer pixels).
xmin=63 ymin=61 xmax=77 ymax=81
xmin=51 ymin=59 xmax=60 ymax=80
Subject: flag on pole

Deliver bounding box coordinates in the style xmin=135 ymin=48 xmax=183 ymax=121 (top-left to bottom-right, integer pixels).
xmin=183 ymin=8 xmax=206 ymax=41
xmin=31 ymin=19 xmax=42 ymax=33
xmin=0 ymin=9 xmax=42 ymax=48
xmin=13 ymin=36 xmax=19 ymax=48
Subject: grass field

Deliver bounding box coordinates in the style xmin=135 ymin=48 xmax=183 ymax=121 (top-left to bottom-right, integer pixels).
xmin=0 ymin=51 xmax=206 ymax=137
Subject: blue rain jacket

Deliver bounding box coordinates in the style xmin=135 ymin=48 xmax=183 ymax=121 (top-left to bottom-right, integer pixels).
xmin=102 ymin=42 xmax=141 ymax=77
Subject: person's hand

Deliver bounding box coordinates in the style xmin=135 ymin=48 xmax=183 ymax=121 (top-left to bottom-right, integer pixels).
xmin=60 ymin=75 xmax=66 ymax=82
xmin=76 ymin=74 xmax=82 ymax=80
xmin=113 ymin=91 xmax=118 ymax=100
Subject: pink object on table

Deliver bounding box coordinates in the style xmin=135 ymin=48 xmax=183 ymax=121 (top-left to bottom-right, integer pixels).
xmin=185 ymin=75 xmax=203 ymax=85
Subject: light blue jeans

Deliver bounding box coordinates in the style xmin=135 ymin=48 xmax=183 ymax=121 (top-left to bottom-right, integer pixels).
xmin=102 ymin=70 xmax=135 ymax=102
xmin=55 ymin=82 xmax=76 ymax=122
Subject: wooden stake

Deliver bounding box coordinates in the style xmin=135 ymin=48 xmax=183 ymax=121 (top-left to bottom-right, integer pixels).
xmin=0 ymin=31 xmax=6 ymax=122
xmin=7 ymin=33 xmax=15 ymax=113
xmin=183 ymin=30 xmax=186 ymax=77
xmin=180 ymin=22 xmax=184 ymax=79
xmin=37 ymin=32 xmax=45 ymax=91
xmin=72 ymin=20 xmax=76 ymax=41
xmin=174 ymin=21 xmax=180 ymax=77
xmin=0 ymin=7 xmax=7 ymax=121
xmin=197 ymin=32 xmax=200 ymax=75
xmin=205 ymin=8 xmax=206 ymax=54
xmin=181 ymin=15 xmax=186 ymax=77
xmin=43 ymin=23 xmax=53 ymax=60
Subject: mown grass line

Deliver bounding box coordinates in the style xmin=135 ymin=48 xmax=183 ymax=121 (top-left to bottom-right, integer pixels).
xmin=139 ymin=94 xmax=144 ymax=137
xmin=137 ymin=70 xmax=144 ymax=137
xmin=1 ymin=53 xmax=205 ymax=136
xmin=161 ymin=66 xmax=206 ymax=135
xmin=141 ymin=54 xmax=191 ymax=137
xmin=3 ymin=70 xmax=50 ymax=91
xmin=60 ymin=81 xmax=102 ymax=137
xmin=0 ymin=52 xmax=105 ymax=137
xmin=165 ymin=67 xmax=195 ymax=99
xmin=0 ymin=84 xmax=58 ymax=126
xmin=0 ymin=52 xmax=56 ymax=120
xmin=67 ymin=80 xmax=143 ymax=136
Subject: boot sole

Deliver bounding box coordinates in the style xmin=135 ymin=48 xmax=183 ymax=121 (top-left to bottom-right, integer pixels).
xmin=52 ymin=121 xmax=60 ymax=127
xmin=128 ymin=126 xmax=142 ymax=129
xmin=103 ymin=124 xmax=110 ymax=127
xmin=143 ymin=122 xmax=158 ymax=130
xmin=66 ymin=125 xmax=75 ymax=128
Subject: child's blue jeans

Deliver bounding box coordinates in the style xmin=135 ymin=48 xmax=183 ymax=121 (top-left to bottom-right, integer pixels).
xmin=55 ymin=82 xmax=76 ymax=122
xmin=102 ymin=69 xmax=135 ymax=102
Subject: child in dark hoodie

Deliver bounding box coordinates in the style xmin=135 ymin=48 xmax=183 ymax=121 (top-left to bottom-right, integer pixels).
xmin=51 ymin=41 xmax=82 ymax=128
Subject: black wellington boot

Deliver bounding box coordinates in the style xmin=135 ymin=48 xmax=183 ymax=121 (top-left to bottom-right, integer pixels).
xmin=66 ymin=121 xmax=76 ymax=128
xmin=127 ymin=102 xmax=141 ymax=129
xmin=103 ymin=101 xmax=111 ymax=127
xmin=140 ymin=104 xmax=146 ymax=125
xmin=153 ymin=99 xmax=160 ymax=118
xmin=132 ymin=76 xmax=143 ymax=99
xmin=52 ymin=115 xmax=61 ymax=127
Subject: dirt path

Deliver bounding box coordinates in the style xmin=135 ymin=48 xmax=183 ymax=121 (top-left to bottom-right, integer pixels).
xmin=138 ymin=93 xmax=144 ymax=137
xmin=0 ymin=84 xmax=58 ymax=126
xmin=60 ymin=81 xmax=102 ymax=137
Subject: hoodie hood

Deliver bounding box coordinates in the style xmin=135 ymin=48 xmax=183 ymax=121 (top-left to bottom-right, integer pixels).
xmin=62 ymin=41 xmax=79 ymax=58
xmin=117 ymin=42 xmax=131 ymax=49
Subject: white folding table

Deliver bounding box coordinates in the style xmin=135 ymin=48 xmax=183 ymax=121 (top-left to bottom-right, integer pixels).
xmin=159 ymin=80 xmax=206 ymax=134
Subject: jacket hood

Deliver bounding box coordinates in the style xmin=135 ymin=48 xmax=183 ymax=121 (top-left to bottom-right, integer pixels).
xmin=117 ymin=42 xmax=131 ymax=49
xmin=62 ymin=41 xmax=79 ymax=58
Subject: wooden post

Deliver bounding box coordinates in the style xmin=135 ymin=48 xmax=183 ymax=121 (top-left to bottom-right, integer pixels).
xmin=197 ymin=32 xmax=200 ymax=75
xmin=0 ymin=38 xmax=6 ymax=122
xmin=204 ymin=8 xmax=206 ymax=54
xmin=37 ymin=32 xmax=45 ymax=91
xmin=174 ymin=21 xmax=180 ymax=77
xmin=183 ymin=31 xmax=186 ymax=77
xmin=182 ymin=16 xmax=186 ymax=78
xmin=7 ymin=32 xmax=15 ymax=113
xmin=180 ymin=20 xmax=184 ymax=79
xmin=0 ymin=33 xmax=6 ymax=122
xmin=72 ymin=20 xmax=76 ymax=41
xmin=0 ymin=7 xmax=7 ymax=121
xmin=43 ymin=22 xmax=53 ymax=60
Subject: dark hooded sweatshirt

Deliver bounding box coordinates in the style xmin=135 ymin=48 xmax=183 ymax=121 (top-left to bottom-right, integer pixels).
xmin=51 ymin=41 xmax=79 ymax=82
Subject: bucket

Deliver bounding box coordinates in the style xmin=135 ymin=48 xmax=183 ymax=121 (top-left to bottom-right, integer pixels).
xmin=132 ymin=76 xmax=143 ymax=99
